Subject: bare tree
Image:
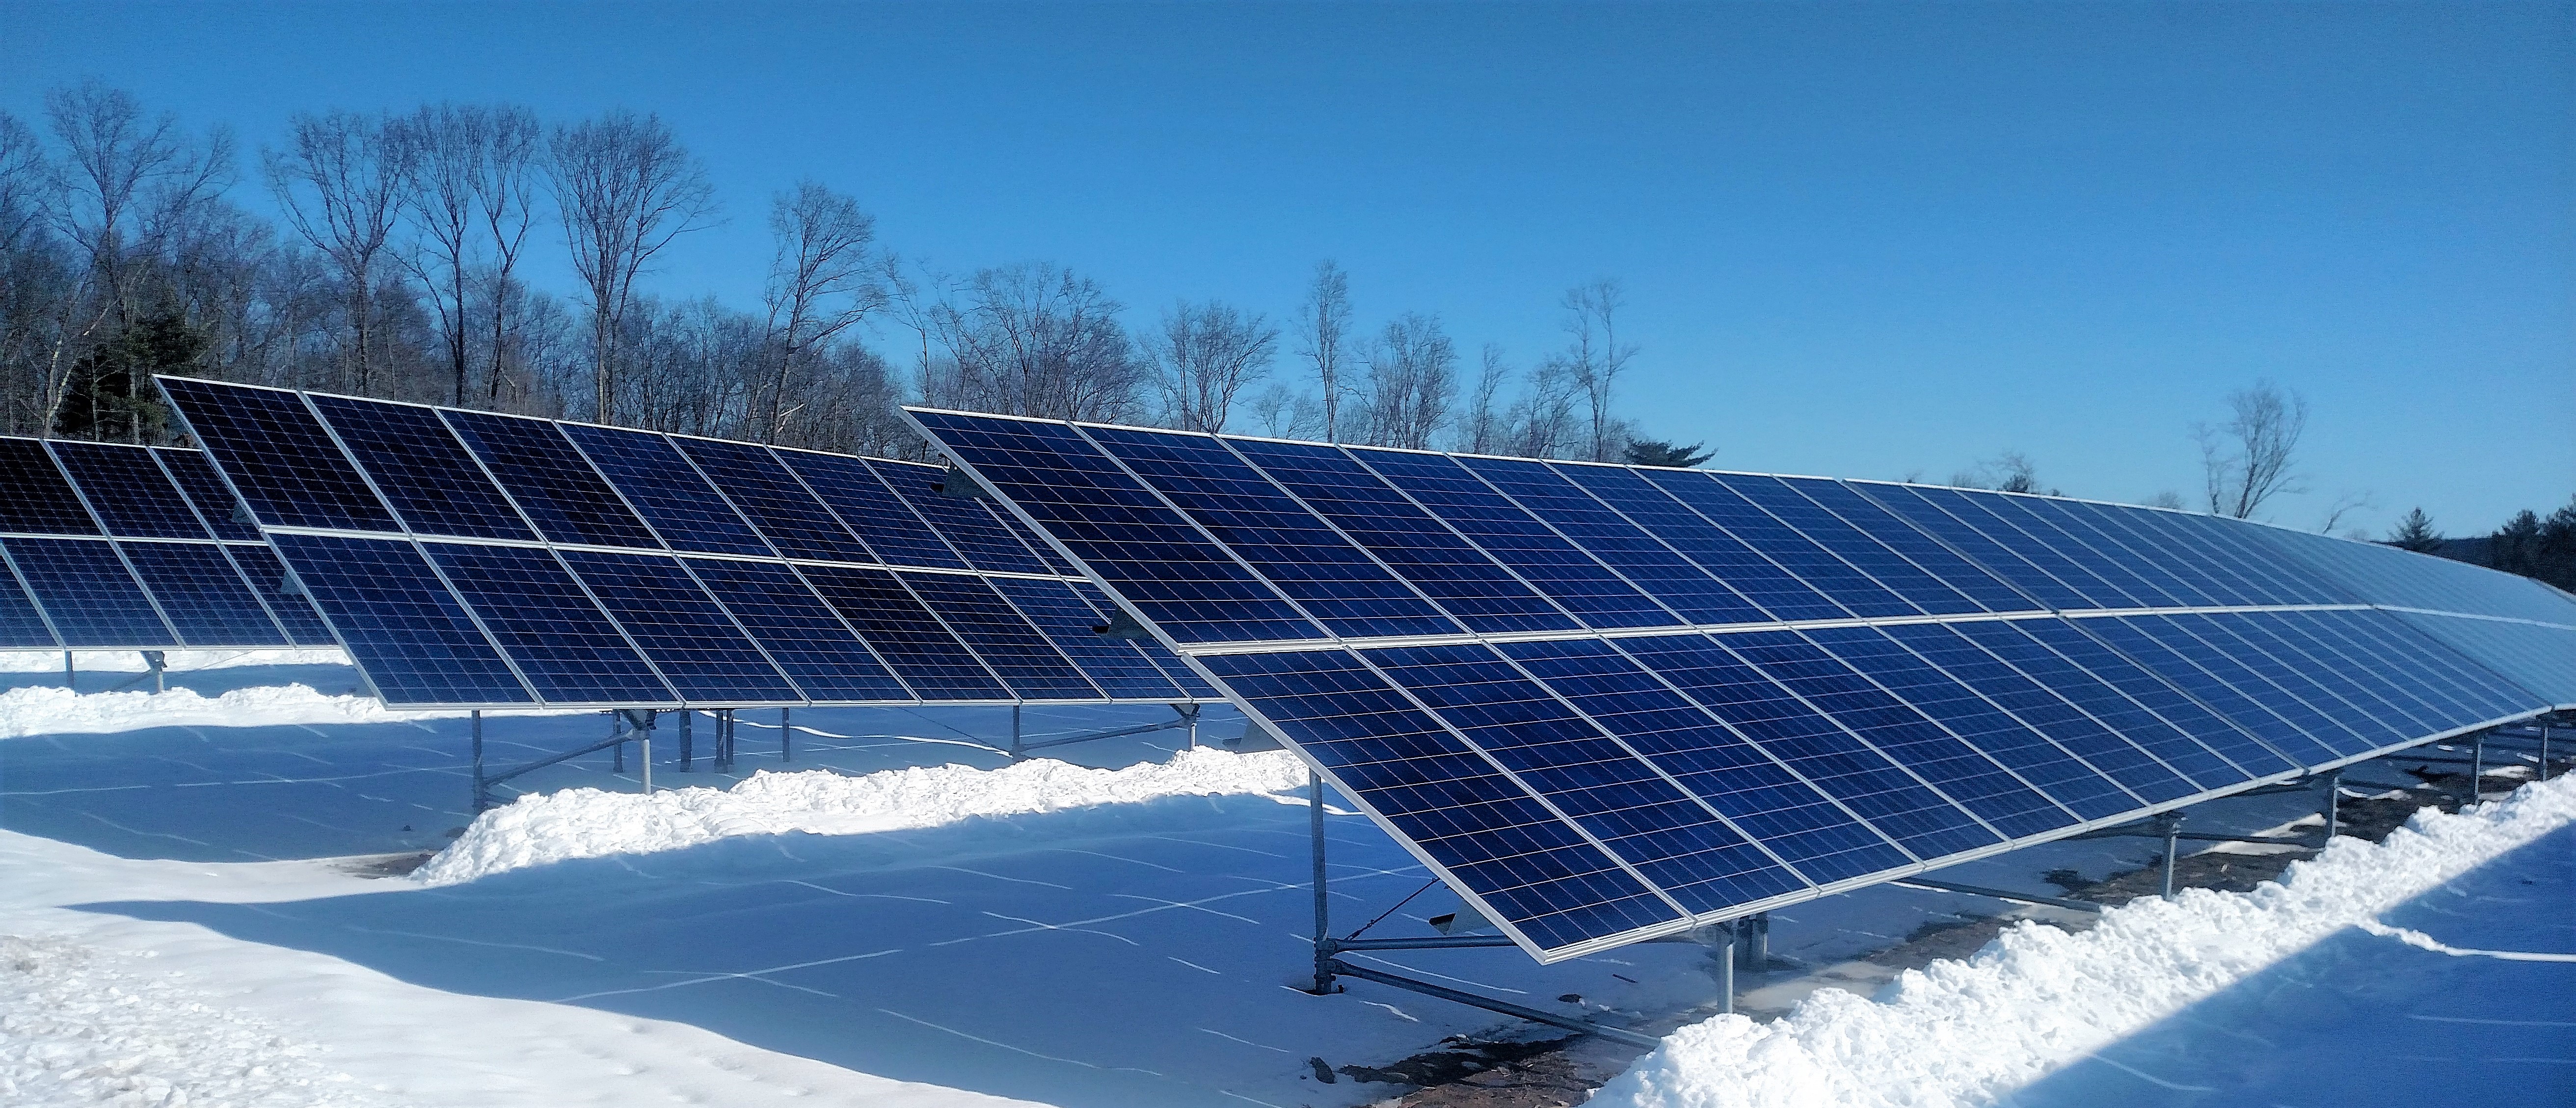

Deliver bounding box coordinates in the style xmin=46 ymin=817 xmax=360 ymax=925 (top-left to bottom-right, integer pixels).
xmin=1295 ymin=260 xmax=1351 ymax=441
xmin=547 ymin=109 xmax=716 ymax=423
xmin=1245 ymin=383 xmax=1314 ymax=438
xmin=2317 ymin=488 xmax=2376 ymax=535
xmin=759 ymin=180 xmax=880 ymax=441
xmin=1455 ymin=343 xmax=1511 ymax=453
xmin=2195 ymin=380 xmax=2308 ymax=519
xmin=472 ymin=105 xmax=541 ymax=403
xmin=1560 ymin=277 xmax=1638 ymax=461
xmin=0 ymin=110 xmax=47 ymax=254
xmin=1361 ymin=312 xmax=1456 ymax=449
xmin=1509 ymin=354 xmax=1583 ymax=459
xmin=45 ymin=80 xmax=232 ymax=326
xmin=391 ymin=104 xmax=483 ymax=405
xmin=264 ymin=109 xmax=406 ymax=392
xmin=926 ymin=262 xmax=1145 ymax=423
xmin=1151 ymin=298 xmax=1277 ymax=433
xmin=2145 ymin=490 xmax=2186 ymax=510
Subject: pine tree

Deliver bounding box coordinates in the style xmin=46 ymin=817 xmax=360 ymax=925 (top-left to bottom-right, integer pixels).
xmin=2387 ymin=508 xmax=2444 ymax=553
xmin=1624 ymin=439 xmax=1716 ymax=468
xmin=2535 ymin=495 xmax=2576 ymax=591
xmin=2489 ymin=510 xmax=2544 ymax=577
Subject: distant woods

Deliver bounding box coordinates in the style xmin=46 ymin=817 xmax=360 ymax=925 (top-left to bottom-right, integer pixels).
xmin=0 ymin=81 xmax=1665 ymax=463
xmin=2381 ymin=499 xmax=2576 ymax=593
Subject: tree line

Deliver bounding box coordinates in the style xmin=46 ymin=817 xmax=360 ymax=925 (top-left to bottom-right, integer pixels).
xmin=0 ymin=81 xmax=1658 ymax=463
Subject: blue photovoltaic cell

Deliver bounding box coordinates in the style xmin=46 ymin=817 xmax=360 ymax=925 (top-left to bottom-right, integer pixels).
xmin=1716 ymin=476 xmax=1981 ymax=616
xmin=0 ymin=566 xmax=58 ymax=648
xmin=672 ymin=437 xmax=878 ymax=564
xmin=559 ymin=550 xmax=800 ymax=703
xmin=1354 ymin=447 xmax=1680 ymax=630
xmin=1363 ymin=642 xmax=1810 ymax=914
xmin=2388 ymin=611 xmax=2576 ymax=708
xmin=1875 ymin=622 xmax=2198 ymax=804
xmin=562 ymin=424 xmax=773 ymax=557
xmin=1459 ymin=457 xmax=1769 ymax=626
xmin=1788 ymin=478 xmax=2038 ymax=614
xmin=1231 ymin=437 xmax=1579 ymax=634
xmin=798 ymin=564 xmax=1010 ymax=699
xmin=2045 ymin=500 xmax=2222 ymax=608
xmin=1940 ymin=619 xmax=2242 ymax=790
xmin=2241 ymin=612 xmax=2454 ymax=738
xmin=1849 ymin=484 xmax=2093 ymax=611
xmin=988 ymin=577 xmax=1183 ymax=700
xmin=1611 ymin=632 xmax=1992 ymax=862
xmin=2075 ymin=616 xmax=2350 ymax=765
xmin=1086 ymin=426 xmax=1462 ymax=638
xmin=0 ymin=538 xmax=172 ymax=647
xmin=777 ymin=450 xmax=967 ymax=569
xmin=224 ymin=542 xmax=334 ymax=646
xmin=47 ymin=441 xmax=208 ymax=539
xmin=424 ymin=543 xmax=674 ymax=704
xmin=1722 ymin=629 xmax=2074 ymax=840
xmin=1986 ymin=497 xmax=2182 ymax=609
xmin=1804 ymin=624 xmax=2138 ymax=821
xmin=2161 ymin=511 xmax=2345 ymax=606
xmin=119 ymin=541 xmax=288 ymax=647
xmin=2163 ymin=614 xmax=2405 ymax=752
xmin=441 ymin=410 xmax=661 ymax=549
xmin=158 ymin=379 xmax=398 ymax=532
xmin=1496 ymin=637 xmax=1914 ymax=884
xmin=1070 ymin=579 xmax=1221 ymax=697
xmin=868 ymin=459 xmax=1053 ymax=575
xmin=683 ymin=559 xmax=913 ymax=701
xmin=154 ymin=448 xmax=263 ymax=541
xmin=908 ymin=412 xmax=1322 ymax=644
xmin=2013 ymin=618 xmax=2295 ymax=779
xmin=1550 ymin=464 xmax=1850 ymax=623
xmin=897 ymin=571 xmax=1103 ymax=700
xmin=1643 ymin=471 xmax=1919 ymax=619
xmin=990 ymin=503 xmax=1081 ymax=576
xmin=0 ymin=438 xmax=101 ymax=535
xmin=309 ymin=396 xmax=537 ymax=541
xmin=269 ymin=533 xmax=531 ymax=705
xmin=2090 ymin=504 xmax=2269 ymax=606
xmin=1909 ymin=487 xmax=2135 ymax=609
xmin=1198 ymin=648 xmax=1685 ymax=952
xmin=2319 ymin=609 xmax=2542 ymax=721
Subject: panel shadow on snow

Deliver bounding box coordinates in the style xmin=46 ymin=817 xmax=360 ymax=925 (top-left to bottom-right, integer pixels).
xmin=2004 ymin=825 xmax=2576 ymax=1108
xmin=65 ymin=792 xmax=1719 ymax=1108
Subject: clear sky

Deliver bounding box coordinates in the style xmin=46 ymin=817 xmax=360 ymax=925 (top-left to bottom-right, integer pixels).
xmin=7 ymin=1 xmax=2569 ymax=536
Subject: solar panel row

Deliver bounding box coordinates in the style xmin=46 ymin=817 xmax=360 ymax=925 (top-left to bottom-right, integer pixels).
xmin=904 ymin=409 xmax=2576 ymax=960
xmin=0 ymin=435 xmax=331 ymax=651
xmin=157 ymin=378 xmax=1215 ymax=710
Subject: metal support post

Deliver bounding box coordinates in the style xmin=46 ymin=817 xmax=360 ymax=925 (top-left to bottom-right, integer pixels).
xmin=2468 ymin=733 xmax=2484 ymax=803
xmin=1310 ymin=769 xmax=1336 ymax=995
xmin=63 ymin=650 xmax=73 ymax=688
xmin=470 ymin=710 xmax=487 ymax=812
xmin=141 ymin=650 xmax=165 ymax=693
xmin=717 ymin=709 xmax=734 ymax=771
xmin=1735 ymin=911 xmax=1771 ymax=972
xmin=1179 ymin=703 xmax=1200 ymax=749
xmin=2157 ymin=812 xmax=2184 ymax=897
xmin=611 ymin=712 xmax=626 ymax=774
xmin=2323 ymin=770 xmax=2341 ymax=840
xmin=639 ymin=719 xmax=652 ymax=794
xmin=1715 ymin=919 xmax=1735 ymax=1015
xmin=1008 ymin=703 xmax=1023 ymax=760
xmin=780 ymin=707 xmax=792 ymax=762
xmin=678 ymin=709 xmax=693 ymax=772
xmin=2543 ymin=720 xmax=2553 ymax=781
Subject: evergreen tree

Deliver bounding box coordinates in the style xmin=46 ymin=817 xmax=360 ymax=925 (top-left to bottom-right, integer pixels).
xmin=53 ymin=309 xmax=206 ymax=442
xmin=1624 ymin=438 xmax=1715 ymax=468
xmin=2536 ymin=495 xmax=2576 ymax=591
xmin=2488 ymin=510 xmax=2544 ymax=578
xmin=2386 ymin=508 xmax=2443 ymax=553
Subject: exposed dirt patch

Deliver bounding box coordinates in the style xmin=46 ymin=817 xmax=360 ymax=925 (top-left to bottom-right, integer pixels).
xmin=335 ymin=850 xmax=435 ymax=878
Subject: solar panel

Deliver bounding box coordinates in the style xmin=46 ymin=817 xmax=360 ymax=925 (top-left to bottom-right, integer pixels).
xmin=0 ymin=435 xmax=314 ymax=650
xmin=908 ymin=408 xmax=2572 ymax=961
xmin=156 ymin=379 xmax=1217 ymax=710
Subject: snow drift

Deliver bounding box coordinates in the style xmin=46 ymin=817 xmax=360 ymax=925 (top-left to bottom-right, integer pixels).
xmin=0 ymin=682 xmax=508 ymax=740
xmin=1586 ymin=772 xmax=2576 ymax=1108
xmin=414 ymin=746 xmax=1312 ymax=886
xmin=0 ymin=648 xmax=348 ymax=673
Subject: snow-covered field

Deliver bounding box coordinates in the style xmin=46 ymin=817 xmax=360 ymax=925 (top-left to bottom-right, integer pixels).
xmin=2 ymin=655 xmax=2567 ymax=1107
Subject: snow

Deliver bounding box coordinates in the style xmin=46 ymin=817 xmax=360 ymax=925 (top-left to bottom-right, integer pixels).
xmin=0 ymin=933 xmax=389 ymax=1107
xmin=0 ymin=649 xmax=349 ymax=673
xmin=414 ymin=747 xmax=1313 ymax=886
xmin=1585 ymin=772 xmax=2576 ymax=1108
xmin=0 ymin=683 xmax=561 ymax=740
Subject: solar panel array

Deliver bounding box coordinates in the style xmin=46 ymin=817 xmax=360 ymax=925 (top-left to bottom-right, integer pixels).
xmin=0 ymin=435 xmax=332 ymax=651
xmin=906 ymin=408 xmax=2576 ymax=961
xmin=156 ymin=378 xmax=1216 ymax=710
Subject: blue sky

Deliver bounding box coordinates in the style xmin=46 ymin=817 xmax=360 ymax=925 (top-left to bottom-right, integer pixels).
xmin=7 ymin=1 xmax=2568 ymax=536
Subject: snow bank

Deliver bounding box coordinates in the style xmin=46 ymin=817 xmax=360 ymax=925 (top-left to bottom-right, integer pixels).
xmin=0 ymin=648 xmax=348 ymax=673
xmin=0 ymin=933 xmax=390 ymax=1107
xmin=1587 ymin=773 xmax=2576 ymax=1108
xmin=414 ymin=746 xmax=1312 ymax=886
xmin=0 ymin=683 xmax=483 ymax=739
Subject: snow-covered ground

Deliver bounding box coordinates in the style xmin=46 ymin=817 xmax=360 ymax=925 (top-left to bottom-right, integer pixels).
xmin=1588 ymin=773 xmax=2576 ymax=1108
xmin=3 ymin=654 xmax=2565 ymax=1107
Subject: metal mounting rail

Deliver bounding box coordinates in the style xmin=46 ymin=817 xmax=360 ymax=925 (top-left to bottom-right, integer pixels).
xmin=1323 ymin=960 xmax=1661 ymax=1049
xmin=1893 ymin=877 xmax=2103 ymax=913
